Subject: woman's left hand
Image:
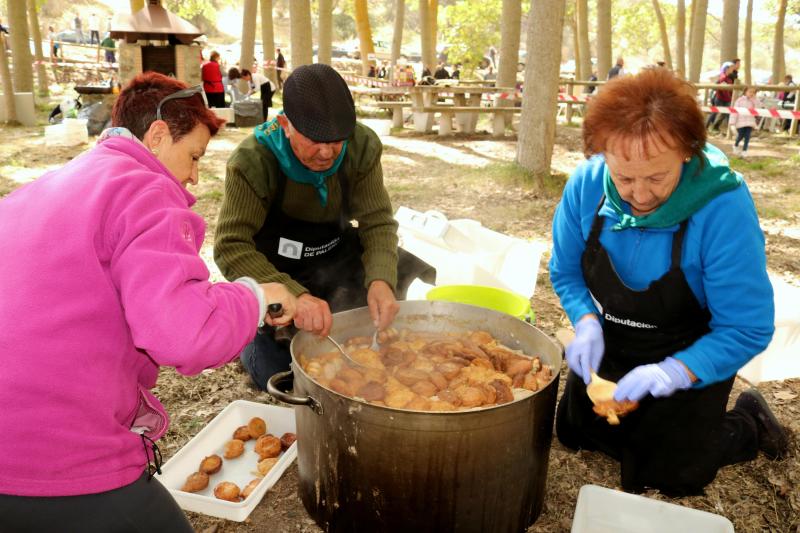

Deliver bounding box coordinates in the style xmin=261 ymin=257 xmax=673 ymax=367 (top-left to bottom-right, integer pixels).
xmin=260 ymin=283 xmax=297 ymax=327
xmin=613 ymin=357 xmax=693 ymax=402
xmin=367 ymin=280 xmax=399 ymax=331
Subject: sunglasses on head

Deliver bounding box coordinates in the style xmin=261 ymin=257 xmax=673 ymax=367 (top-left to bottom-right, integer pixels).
xmin=155 ymin=85 xmax=208 ymax=121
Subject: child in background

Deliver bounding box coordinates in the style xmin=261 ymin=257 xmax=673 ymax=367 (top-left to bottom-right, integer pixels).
xmin=730 ymin=86 xmax=759 ymax=157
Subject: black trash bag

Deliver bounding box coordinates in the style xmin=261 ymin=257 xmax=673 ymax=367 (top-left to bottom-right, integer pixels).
xmin=233 ymin=100 xmax=264 ymax=128
xmin=77 ymin=101 xmax=113 ymax=136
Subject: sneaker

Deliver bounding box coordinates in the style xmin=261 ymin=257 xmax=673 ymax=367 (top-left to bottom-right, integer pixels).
xmin=732 ymin=146 xmax=741 ymax=156
xmin=735 ymin=388 xmax=789 ymax=459
xmin=741 ymin=150 xmax=748 ymax=158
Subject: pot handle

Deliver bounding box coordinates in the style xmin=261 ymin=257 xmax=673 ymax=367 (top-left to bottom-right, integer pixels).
xmin=266 ymin=370 xmax=324 ymax=415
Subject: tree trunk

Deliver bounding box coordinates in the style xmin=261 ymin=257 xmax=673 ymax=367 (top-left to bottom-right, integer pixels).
xmin=676 ymin=0 xmax=686 ymax=78
xmin=130 ymin=0 xmax=144 ymax=13
xmin=27 ymin=0 xmax=48 ymax=96
xmin=771 ymin=0 xmax=787 ymax=86
xmin=8 ymin=0 xmax=33 ymax=94
xmin=497 ymin=0 xmax=522 ymax=129
xmin=0 ymin=33 xmax=17 ymax=123
xmin=419 ymin=0 xmax=433 ymax=72
xmin=318 ymin=0 xmax=333 ymax=65
xmin=688 ymin=0 xmax=696 ymax=58
xmin=570 ymin=9 xmax=581 ymax=80
xmin=240 ymin=0 xmax=257 ymax=77
xmin=596 ymin=0 xmax=612 ymax=82
xmin=260 ymin=0 xmax=276 ymax=82
xmin=289 ymin=0 xmax=313 ymax=68
xmin=688 ymin=0 xmax=708 ymax=82
xmin=516 ymin=0 xmax=566 ymax=178
xmin=429 ymin=0 xmax=438 ymax=67
xmin=390 ymin=0 xmax=405 ymax=80
xmin=575 ymin=0 xmax=591 ymax=81
xmin=651 ymin=0 xmax=672 ymax=69
xmin=744 ymin=0 xmax=752 ymax=85
xmin=720 ymin=0 xmax=739 ymax=65
xmin=354 ymin=0 xmax=376 ymax=75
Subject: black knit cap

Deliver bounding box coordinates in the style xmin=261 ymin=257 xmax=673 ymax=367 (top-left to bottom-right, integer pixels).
xmin=283 ymin=64 xmax=356 ymax=143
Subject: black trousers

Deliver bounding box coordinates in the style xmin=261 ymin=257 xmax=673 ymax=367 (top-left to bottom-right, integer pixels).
xmin=556 ymin=370 xmax=759 ymax=496
xmin=0 ymin=472 xmax=193 ymax=533
xmin=205 ymin=91 xmax=226 ymax=109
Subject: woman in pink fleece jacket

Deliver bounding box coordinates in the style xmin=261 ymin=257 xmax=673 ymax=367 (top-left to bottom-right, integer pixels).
xmin=0 ymin=72 xmax=297 ymax=532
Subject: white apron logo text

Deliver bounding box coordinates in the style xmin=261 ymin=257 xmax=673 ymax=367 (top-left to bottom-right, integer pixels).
xmin=604 ymin=312 xmax=657 ymax=329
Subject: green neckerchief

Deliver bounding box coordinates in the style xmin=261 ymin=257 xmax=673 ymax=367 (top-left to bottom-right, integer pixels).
xmin=603 ymin=143 xmax=742 ymax=231
xmin=253 ymin=114 xmax=347 ymax=206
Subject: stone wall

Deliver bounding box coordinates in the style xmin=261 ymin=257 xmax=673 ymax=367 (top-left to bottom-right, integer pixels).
xmin=118 ymin=42 xmax=203 ymax=87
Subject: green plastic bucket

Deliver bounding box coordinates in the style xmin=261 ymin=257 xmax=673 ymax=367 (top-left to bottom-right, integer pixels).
xmin=426 ymin=284 xmax=534 ymax=322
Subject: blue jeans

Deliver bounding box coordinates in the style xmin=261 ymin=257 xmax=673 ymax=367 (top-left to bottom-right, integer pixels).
xmin=735 ymin=126 xmax=752 ymax=151
xmin=240 ymin=326 xmax=293 ymax=391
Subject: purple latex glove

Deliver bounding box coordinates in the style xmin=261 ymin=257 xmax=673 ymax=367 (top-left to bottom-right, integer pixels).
xmin=614 ymin=357 xmax=693 ymax=402
xmin=565 ymin=317 xmax=604 ymax=385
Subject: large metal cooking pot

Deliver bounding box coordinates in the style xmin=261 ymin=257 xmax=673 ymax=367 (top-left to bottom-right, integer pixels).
xmin=267 ymin=300 xmax=562 ymax=533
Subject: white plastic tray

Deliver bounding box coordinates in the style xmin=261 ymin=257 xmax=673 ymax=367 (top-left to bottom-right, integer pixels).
xmin=156 ymin=400 xmax=297 ymax=522
xmin=572 ymin=485 xmax=735 ymax=533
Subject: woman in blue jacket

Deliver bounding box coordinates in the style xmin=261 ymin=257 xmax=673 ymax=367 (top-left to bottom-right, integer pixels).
xmin=550 ymin=68 xmax=788 ymax=496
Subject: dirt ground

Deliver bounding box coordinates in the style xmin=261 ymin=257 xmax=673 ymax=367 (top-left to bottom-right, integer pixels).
xmin=1 ymin=113 xmax=798 ymax=532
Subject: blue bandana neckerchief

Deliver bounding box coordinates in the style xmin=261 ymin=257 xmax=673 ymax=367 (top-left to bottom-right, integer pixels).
xmin=254 ymin=114 xmax=347 ymax=206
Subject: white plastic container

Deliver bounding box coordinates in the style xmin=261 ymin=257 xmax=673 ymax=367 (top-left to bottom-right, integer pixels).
xmin=738 ymin=274 xmax=800 ymax=384
xmin=395 ymin=206 xmax=546 ymax=298
xmin=571 ymin=485 xmax=735 ymax=533
xmin=156 ymin=400 xmax=297 ymax=522
xmin=44 ymin=118 xmax=89 ymax=147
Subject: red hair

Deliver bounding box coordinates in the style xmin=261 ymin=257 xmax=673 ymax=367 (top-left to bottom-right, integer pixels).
xmin=583 ymin=68 xmax=706 ymax=161
xmin=111 ymin=71 xmax=225 ymax=141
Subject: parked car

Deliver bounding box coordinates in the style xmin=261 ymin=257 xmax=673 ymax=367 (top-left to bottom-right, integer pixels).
xmin=55 ymin=30 xmax=82 ymax=44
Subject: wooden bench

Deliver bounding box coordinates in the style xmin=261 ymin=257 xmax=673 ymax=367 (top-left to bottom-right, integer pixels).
xmin=375 ymin=101 xmax=412 ymax=128
xmin=412 ymin=105 xmax=521 ymax=136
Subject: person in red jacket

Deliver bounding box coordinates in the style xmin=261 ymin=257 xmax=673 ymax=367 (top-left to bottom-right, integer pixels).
xmin=202 ymin=51 xmax=226 ymax=108
xmin=706 ymin=64 xmax=734 ymax=132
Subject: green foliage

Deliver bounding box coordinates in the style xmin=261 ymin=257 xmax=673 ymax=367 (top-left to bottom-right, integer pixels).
xmin=164 ymin=0 xmax=219 ymax=23
xmin=441 ymin=0 xmax=502 ymax=74
xmin=333 ymin=12 xmax=357 ymax=40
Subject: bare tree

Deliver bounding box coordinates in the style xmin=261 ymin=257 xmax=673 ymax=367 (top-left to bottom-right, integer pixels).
xmin=289 ymin=0 xmax=313 ymax=68
xmin=575 ymin=0 xmax=591 ymax=80
xmin=720 ymin=0 xmax=739 ymax=65
xmin=240 ymin=0 xmax=257 ymax=78
xmin=354 ymin=0 xmax=376 ymax=75
xmin=517 ymin=0 xmax=566 ymax=179
xmin=772 ymin=0 xmax=788 ymax=86
xmin=261 ymin=0 xmax=276 ymax=82
xmin=744 ymin=0 xmax=752 ymax=84
xmin=8 ymin=0 xmax=33 ymax=94
xmin=688 ymin=0 xmax=696 ymax=58
xmin=497 ymin=0 xmax=522 ymax=130
xmin=596 ymin=0 xmax=612 ymax=82
xmin=318 ymin=0 xmax=333 ymax=65
xmin=676 ymin=0 xmax=686 ymax=78
xmin=0 ymin=33 xmax=17 ymax=124
xmin=390 ymin=0 xmax=405 ymax=79
xmin=27 ymin=0 xmax=48 ymax=96
xmin=419 ymin=0 xmax=433 ymax=72
xmin=652 ymin=0 xmax=672 ymax=69
xmin=569 ymin=6 xmax=582 ymax=81
xmin=688 ymin=0 xmax=708 ymax=82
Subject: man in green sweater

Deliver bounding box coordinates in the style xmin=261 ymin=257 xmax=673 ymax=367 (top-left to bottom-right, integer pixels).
xmin=215 ymin=64 xmax=433 ymax=388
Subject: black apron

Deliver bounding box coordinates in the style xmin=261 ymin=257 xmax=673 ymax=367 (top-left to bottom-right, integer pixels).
xmin=253 ymin=168 xmax=435 ymax=312
xmin=555 ymin=197 xmax=736 ymax=496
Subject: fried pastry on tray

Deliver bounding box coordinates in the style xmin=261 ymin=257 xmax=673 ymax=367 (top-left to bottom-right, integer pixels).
xmin=199 ymin=454 xmax=222 ymax=475
xmin=254 ymin=434 xmax=282 ymax=459
xmin=181 ymin=471 xmax=209 ymax=493
xmin=241 ymin=478 xmax=261 ymax=499
xmin=247 ymin=417 xmax=267 ymax=439
xmin=279 ymin=432 xmax=297 ymax=451
xmin=224 ymin=439 xmax=245 ymax=459
xmin=213 ymin=481 xmax=241 ymax=502
xmin=233 ymin=425 xmax=253 ymax=441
